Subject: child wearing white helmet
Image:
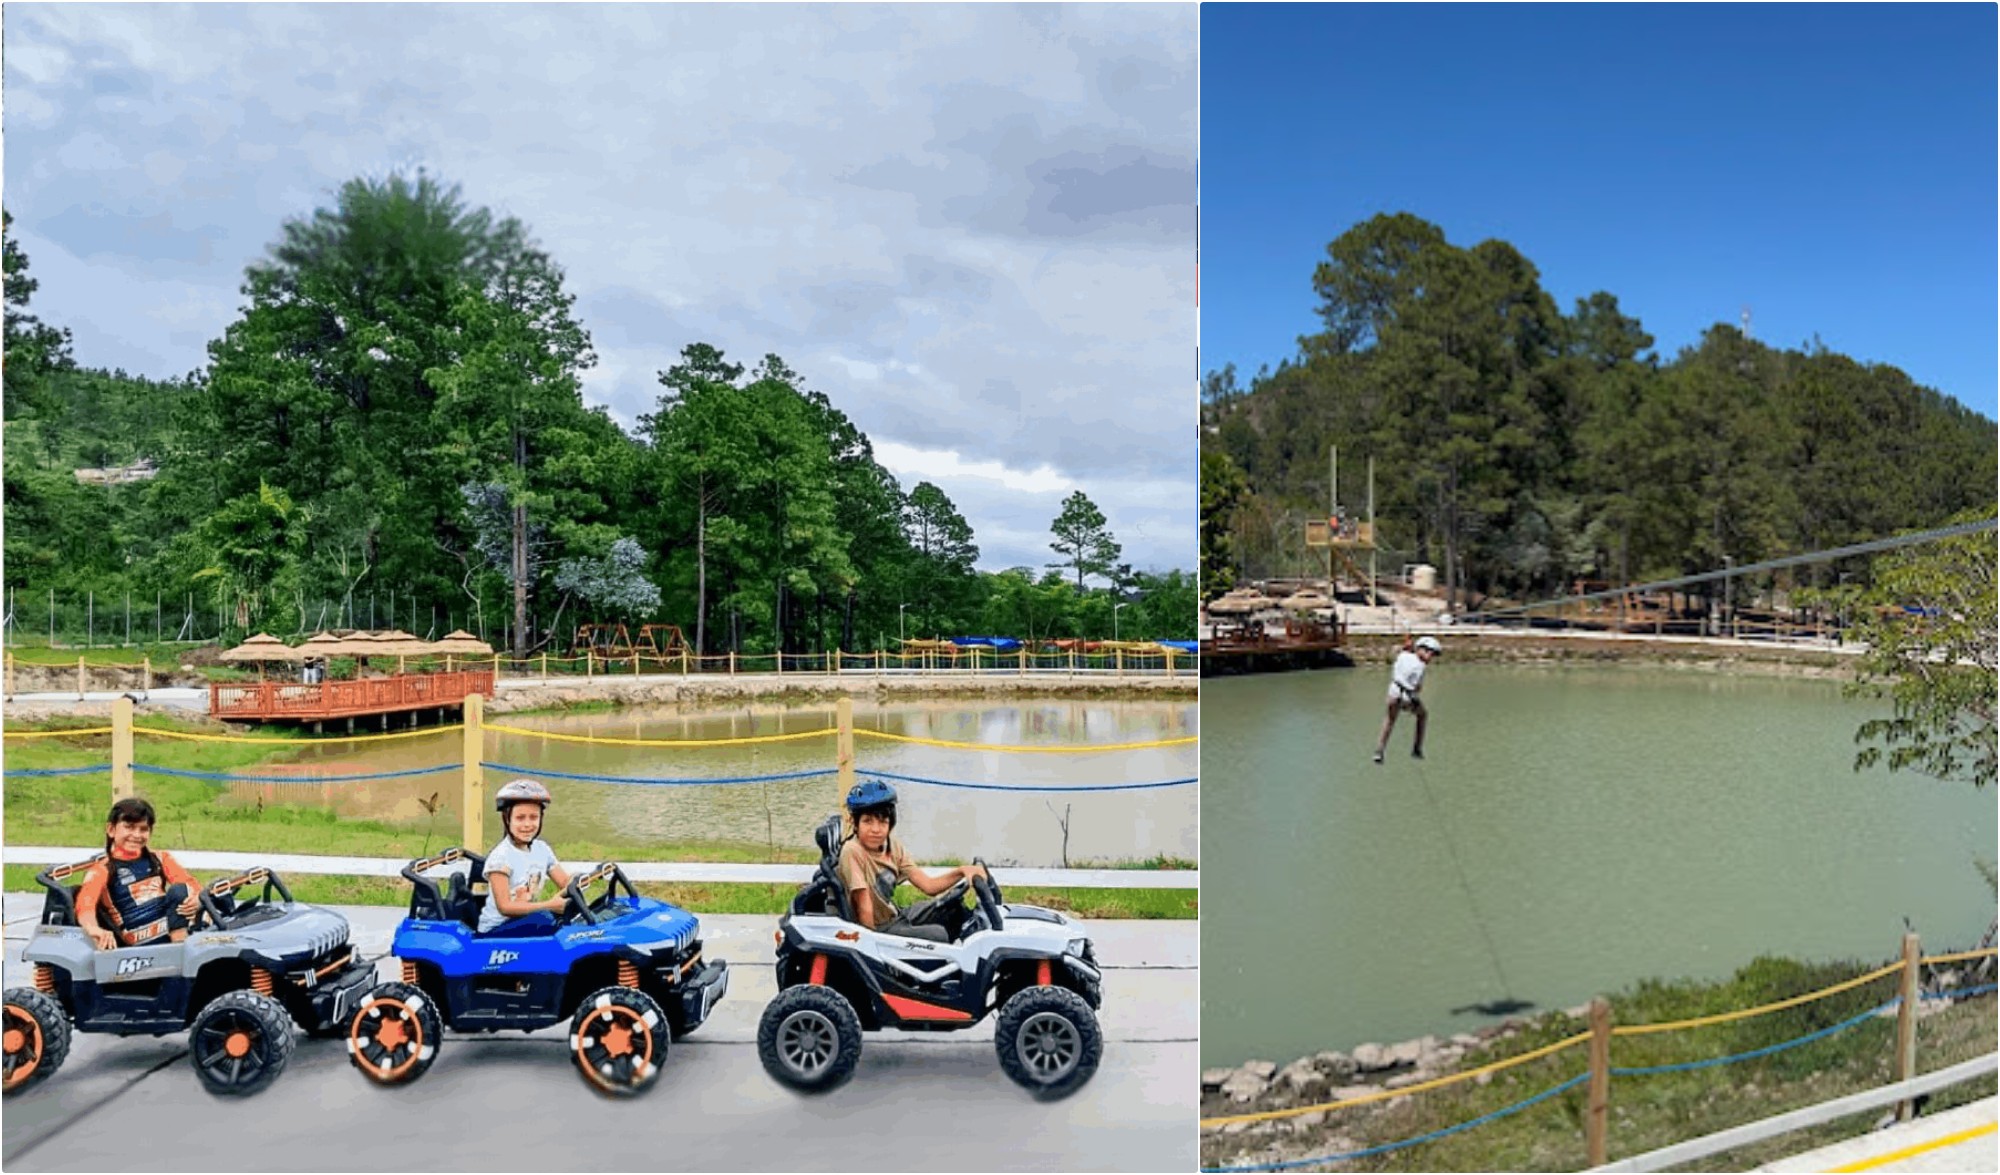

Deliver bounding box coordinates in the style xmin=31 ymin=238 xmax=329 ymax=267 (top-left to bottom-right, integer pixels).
xmin=1374 ymin=636 xmax=1442 ymax=764
xmin=477 ymin=778 xmax=574 ymax=935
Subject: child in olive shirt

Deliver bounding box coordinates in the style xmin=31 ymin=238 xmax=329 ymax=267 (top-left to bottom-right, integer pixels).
xmin=837 ymin=780 xmax=986 ymax=939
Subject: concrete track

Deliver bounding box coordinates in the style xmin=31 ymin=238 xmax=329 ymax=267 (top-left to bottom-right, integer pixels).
xmin=1 ymin=897 xmax=1196 ymax=1172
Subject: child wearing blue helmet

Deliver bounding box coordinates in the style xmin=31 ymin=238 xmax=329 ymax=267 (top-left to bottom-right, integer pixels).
xmin=838 ymin=780 xmax=987 ymax=938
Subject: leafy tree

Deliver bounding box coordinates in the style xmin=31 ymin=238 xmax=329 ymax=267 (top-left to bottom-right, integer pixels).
xmin=555 ymin=536 xmax=661 ymax=622
xmin=1844 ymin=517 xmax=1996 ymax=788
xmin=1049 ymin=491 xmax=1121 ymax=590
xmin=902 ymin=481 xmax=978 ymax=635
xmin=642 ymin=343 xmax=750 ymax=655
xmin=1200 ymin=450 xmax=1251 ymax=600
xmin=2 ymin=209 xmax=75 ymax=422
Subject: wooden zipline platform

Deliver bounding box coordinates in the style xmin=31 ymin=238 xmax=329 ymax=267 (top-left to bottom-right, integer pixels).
xmin=209 ymin=670 xmax=497 ymax=728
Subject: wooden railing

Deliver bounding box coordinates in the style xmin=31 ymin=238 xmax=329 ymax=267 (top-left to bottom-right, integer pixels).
xmin=209 ymin=670 xmax=497 ymax=722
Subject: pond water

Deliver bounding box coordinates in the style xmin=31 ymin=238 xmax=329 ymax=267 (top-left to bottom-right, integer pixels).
xmin=1201 ymin=664 xmax=1995 ymax=1066
xmin=240 ymin=697 xmax=1199 ymax=866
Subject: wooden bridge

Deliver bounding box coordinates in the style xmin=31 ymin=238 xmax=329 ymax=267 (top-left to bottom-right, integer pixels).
xmin=209 ymin=670 xmax=496 ymax=729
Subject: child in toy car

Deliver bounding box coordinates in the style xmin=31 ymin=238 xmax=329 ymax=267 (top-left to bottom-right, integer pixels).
xmin=478 ymin=779 xmax=572 ymax=936
xmin=74 ymin=797 xmax=201 ymax=949
xmin=838 ymin=780 xmax=986 ymax=940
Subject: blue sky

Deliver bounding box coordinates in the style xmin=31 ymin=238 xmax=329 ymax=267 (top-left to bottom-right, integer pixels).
xmin=4 ymin=4 xmax=1196 ymax=573
xmin=1200 ymin=3 xmax=1998 ymax=420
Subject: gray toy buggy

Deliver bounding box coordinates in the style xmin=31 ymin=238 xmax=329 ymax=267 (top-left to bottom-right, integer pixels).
xmin=3 ymin=856 xmax=376 ymax=1097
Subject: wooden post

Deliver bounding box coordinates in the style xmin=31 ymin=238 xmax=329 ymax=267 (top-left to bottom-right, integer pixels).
xmin=776 ymin=648 xmax=784 ymax=677
xmin=1019 ymin=647 xmax=1027 ymax=675
xmin=1895 ymin=931 xmax=1921 ymax=1121
xmin=540 ymin=652 xmax=548 ymax=681
xmin=632 ymin=648 xmax=640 ymax=676
xmin=836 ymin=696 xmax=855 ymax=795
xmin=586 ymin=649 xmax=594 ymax=678
xmin=4 ymin=651 xmax=12 ymax=699
xmin=1115 ymin=648 xmax=1124 ymax=677
xmin=728 ymin=651 xmax=736 ymax=676
xmin=78 ymin=655 xmax=87 ymax=700
xmin=111 ymin=695 xmax=135 ymax=800
xmin=462 ymin=693 xmax=485 ymax=850
xmin=1166 ymin=648 xmax=1176 ymax=679
xmin=681 ymin=648 xmax=689 ymax=677
xmin=1068 ymin=648 xmax=1076 ymax=678
xmin=833 ymin=647 xmax=841 ymax=677
xmin=1586 ymin=997 xmax=1612 ymax=1167
xmin=141 ymin=655 xmax=151 ymax=701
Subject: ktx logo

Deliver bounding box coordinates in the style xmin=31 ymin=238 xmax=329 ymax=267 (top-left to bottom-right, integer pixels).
xmin=116 ymin=956 xmax=154 ymax=977
xmin=486 ymin=949 xmax=520 ymax=967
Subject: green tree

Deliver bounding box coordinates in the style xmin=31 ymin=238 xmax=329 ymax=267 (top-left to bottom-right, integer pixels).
xmin=2 ymin=209 xmax=75 ymax=422
xmin=1200 ymin=450 xmax=1250 ymax=601
xmin=1845 ymin=518 xmax=1997 ymax=788
xmin=902 ymin=481 xmax=978 ymax=636
xmin=1049 ymin=491 xmax=1121 ymax=590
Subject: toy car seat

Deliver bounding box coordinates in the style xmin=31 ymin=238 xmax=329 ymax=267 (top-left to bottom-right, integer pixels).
xmin=34 ymin=855 xmax=104 ymax=927
xmin=802 ymin=814 xmax=856 ymax=922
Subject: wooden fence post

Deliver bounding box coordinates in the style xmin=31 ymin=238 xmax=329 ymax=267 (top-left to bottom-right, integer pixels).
xmin=681 ymin=648 xmax=689 ymax=677
xmin=462 ymin=693 xmax=485 ymax=850
xmin=78 ymin=655 xmax=88 ymax=700
xmin=632 ymin=648 xmax=640 ymax=676
xmin=540 ymin=652 xmax=548 ymax=680
xmin=112 ymin=695 xmax=135 ymax=801
xmin=142 ymin=655 xmax=151 ymax=701
xmin=1587 ymin=996 xmax=1612 ymax=1167
xmin=776 ymin=649 xmax=784 ymax=678
xmin=728 ymin=651 xmax=736 ymax=676
xmin=1019 ymin=647 xmax=1027 ymax=676
xmin=586 ymin=649 xmax=594 ymax=678
xmin=832 ymin=647 xmax=841 ymax=677
xmin=5 ymin=651 xmax=13 ymax=700
xmin=1895 ymin=931 xmax=1921 ymax=1121
xmin=1166 ymin=648 xmax=1176 ymax=679
xmin=836 ymin=695 xmax=855 ymax=798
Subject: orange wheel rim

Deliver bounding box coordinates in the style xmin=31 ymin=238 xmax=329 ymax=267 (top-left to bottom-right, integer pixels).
xmin=223 ymin=1031 xmax=252 ymax=1059
xmin=1 ymin=1006 xmax=43 ymax=1091
xmin=350 ymin=998 xmax=424 ymax=1083
xmin=574 ymin=1004 xmax=654 ymax=1092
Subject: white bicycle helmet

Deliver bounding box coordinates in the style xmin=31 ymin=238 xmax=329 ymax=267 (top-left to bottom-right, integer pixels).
xmin=493 ymin=778 xmax=553 ymax=812
xmin=1415 ymin=636 xmax=1443 ymax=654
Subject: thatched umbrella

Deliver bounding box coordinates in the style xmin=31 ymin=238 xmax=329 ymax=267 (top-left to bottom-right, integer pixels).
xmin=219 ymin=633 xmax=306 ymax=663
xmin=431 ymin=629 xmax=495 ymax=672
xmin=372 ymin=629 xmax=433 ymax=673
xmin=1205 ymin=594 xmax=1263 ymax=616
xmin=1281 ymin=590 xmax=1334 ymax=613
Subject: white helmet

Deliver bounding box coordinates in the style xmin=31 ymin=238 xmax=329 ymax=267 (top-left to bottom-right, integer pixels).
xmin=493 ymin=778 xmax=552 ymax=812
xmin=1415 ymin=636 xmax=1443 ymax=654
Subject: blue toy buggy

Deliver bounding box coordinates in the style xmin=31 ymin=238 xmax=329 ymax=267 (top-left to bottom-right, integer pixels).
xmin=344 ymin=848 xmax=727 ymax=1096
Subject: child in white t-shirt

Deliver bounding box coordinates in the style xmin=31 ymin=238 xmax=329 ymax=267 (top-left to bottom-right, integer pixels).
xmin=478 ymin=779 xmax=573 ymax=935
xmin=1374 ymin=636 xmax=1441 ymax=764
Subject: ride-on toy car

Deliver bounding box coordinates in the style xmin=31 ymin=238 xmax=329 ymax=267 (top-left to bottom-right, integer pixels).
xmin=757 ymin=815 xmax=1104 ymax=1098
xmin=346 ymin=848 xmax=727 ymax=1096
xmin=3 ymin=857 xmax=375 ymax=1097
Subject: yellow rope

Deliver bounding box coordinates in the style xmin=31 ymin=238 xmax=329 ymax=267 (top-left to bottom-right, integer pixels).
xmin=1920 ymin=947 xmax=1999 ymax=966
xmin=132 ymin=725 xmax=462 ymax=746
xmin=1611 ymin=960 xmax=1906 ymax=1037
xmin=852 ymin=730 xmax=1199 ymax=753
xmin=1199 ymin=1031 xmax=1592 ymax=1127
xmin=482 ymin=723 xmax=836 ymax=748
xmin=2 ymin=726 xmax=116 ymax=738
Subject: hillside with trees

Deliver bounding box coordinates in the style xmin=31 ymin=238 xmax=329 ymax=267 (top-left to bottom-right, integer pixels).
xmin=1201 ymin=212 xmax=1997 ymax=608
xmin=2 ymin=177 xmax=1194 ymax=653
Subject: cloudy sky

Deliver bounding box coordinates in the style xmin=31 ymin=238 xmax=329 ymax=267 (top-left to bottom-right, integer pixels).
xmin=2 ymin=2 xmax=1196 ymax=573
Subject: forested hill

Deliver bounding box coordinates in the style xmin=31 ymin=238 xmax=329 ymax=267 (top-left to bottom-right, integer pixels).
xmin=1200 ymin=212 xmax=1997 ymax=606
xmin=1 ymin=183 xmax=1194 ymax=654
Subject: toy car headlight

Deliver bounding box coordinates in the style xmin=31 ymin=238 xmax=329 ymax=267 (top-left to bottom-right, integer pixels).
xmin=1066 ymin=938 xmax=1088 ymax=957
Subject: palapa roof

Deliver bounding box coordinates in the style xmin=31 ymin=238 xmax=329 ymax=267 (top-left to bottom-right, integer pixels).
xmin=430 ymin=629 xmax=496 ymax=656
xmin=218 ymin=633 xmax=307 ymax=663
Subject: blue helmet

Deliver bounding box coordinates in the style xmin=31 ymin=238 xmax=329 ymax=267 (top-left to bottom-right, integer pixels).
xmin=845 ymin=779 xmax=897 ymax=826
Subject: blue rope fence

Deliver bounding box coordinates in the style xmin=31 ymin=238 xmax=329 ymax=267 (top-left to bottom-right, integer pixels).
xmin=8 ymin=765 xmax=110 ymax=777
xmin=1610 ymin=999 xmax=1897 ymax=1077
xmin=481 ymin=761 xmax=837 ymax=786
xmin=858 ymin=768 xmax=1199 ymax=792
xmin=1200 ymin=1073 xmax=1590 ymax=1173
xmin=132 ymin=762 xmax=460 ymax=784
xmin=1921 ymin=983 xmax=1998 ymax=1001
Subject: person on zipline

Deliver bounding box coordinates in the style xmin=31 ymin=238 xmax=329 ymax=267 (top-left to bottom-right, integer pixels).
xmin=1374 ymin=635 xmax=1441 ymax=763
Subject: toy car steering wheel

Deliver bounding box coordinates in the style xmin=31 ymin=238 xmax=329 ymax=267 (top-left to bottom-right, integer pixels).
xmin=559 ymin=876 xmax=599 ymax=926
xmin=970 ymin=858 xmax=1003 ymax=931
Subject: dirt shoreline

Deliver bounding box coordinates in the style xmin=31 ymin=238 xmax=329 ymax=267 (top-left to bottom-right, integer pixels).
xmin=1339 ymin=631 xmax=1860 ymax=680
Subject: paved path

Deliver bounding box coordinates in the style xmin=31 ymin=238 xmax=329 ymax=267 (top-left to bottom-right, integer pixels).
xmin=1 ymin=897 xmax=1197 ymax=1171
xmin=1757 ymin=1098 xmax=1997 ymax=1173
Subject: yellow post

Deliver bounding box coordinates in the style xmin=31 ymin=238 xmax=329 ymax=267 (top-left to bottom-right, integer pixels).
xmin=776 ymin=648 xmax=784 ymax=677
xmin=1116 ymin=648 xmax=1124 ymax=677
xmin=728 ymin=651 xmax=736 ymax=676
xmin=1895 ymin=932 xmax=1921 ymax=1120
xmin=836 ymin=696 xmax=855 ymax=796
xmin=1019 ymin=647 xmax=1027 ymax=675
xmin=142 ymin=655 xmax=151 ymax=700
xmin=1166 ymin=648 xmax=1176 ymax=679
xmin=78 ymin=655 xmax=88 ymax=700
xmin=1586 ymin=997 xmax=1612 ymax=1167
xmin=462 ymin=692 xmax=485 ymax=850
xmin=111 ymin=695 xmax=135 ymax=800
xmin=681 ymin=648 xmax=689 ymax=677
xmin=632 ymin=648 xmax=640 ymax=676
xmin=540 ymin=652 xmax=548 ymax=680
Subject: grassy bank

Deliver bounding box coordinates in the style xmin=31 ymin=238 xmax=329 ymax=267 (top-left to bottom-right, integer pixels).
xmin=1202 ymin=955 xmax=1996 ymax=1171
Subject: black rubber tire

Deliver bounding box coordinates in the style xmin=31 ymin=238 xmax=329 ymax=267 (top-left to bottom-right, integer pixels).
xmin=569 ymin=986 xmax=667 ymax=1097
xmin=189 ymin=989 xmax=294 ymax=1097
xmin=3 ymin=987 xmax=71 ymax=1096
xmin=346 ymin=981 xmax=443 ymax=1086
xmin=756 ymin=985 xmax=863 ymax=1093
xmin=994 ymin=984 xmax=1101 ymax=1100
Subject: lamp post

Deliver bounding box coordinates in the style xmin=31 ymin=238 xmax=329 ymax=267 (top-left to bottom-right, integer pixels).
xmin=1113 ymin=601 xmax=1129 ymax=641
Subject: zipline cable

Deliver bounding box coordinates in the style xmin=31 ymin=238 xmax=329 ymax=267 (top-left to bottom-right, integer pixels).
xmin=1411 ymin=755 xmax=1521 ymax=1008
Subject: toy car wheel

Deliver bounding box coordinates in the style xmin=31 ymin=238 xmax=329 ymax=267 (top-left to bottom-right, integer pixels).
xmin=189 ymin=989 xmax=294 ymax=1097
xmin=347 ymin=981 xmax=442 ymax=1086
xmin=757 ymin=984 xmax=862 ymax=1093
xmin=569 ymin=986 xmax=665 ymax=1097
xmin=3 ymin=987 xmax=70 ymax=1096
xmin=995 ymin=985 xmax=1101 ymax=1099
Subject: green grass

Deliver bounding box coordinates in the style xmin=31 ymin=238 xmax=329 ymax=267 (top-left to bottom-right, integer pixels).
xmin=5 ymin=641 xmax=211 ymax=667
xmin=1201 ymin=955 xmax=1996 ymax=1172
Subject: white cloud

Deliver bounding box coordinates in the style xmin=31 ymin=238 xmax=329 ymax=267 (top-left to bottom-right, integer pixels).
xmin=875 ymin=441 xmax=1074 ymax=497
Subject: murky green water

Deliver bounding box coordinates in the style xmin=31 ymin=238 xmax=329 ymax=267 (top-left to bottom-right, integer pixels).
xmin=1201 ymin=664 xmax=1995 ymax=1066
xmin=244 ymin=698 xmax=1198 ymax=865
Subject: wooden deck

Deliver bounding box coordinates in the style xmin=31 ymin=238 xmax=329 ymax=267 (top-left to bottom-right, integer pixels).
xmin=209 ymin=671 xmax=496 ymax=726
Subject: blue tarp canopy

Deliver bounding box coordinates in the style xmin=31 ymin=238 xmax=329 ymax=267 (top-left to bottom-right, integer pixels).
xmin=1159 ymin=640 xmax=1199 ymax=653
xmin=948 ymin=636 xmax=1023 ymax=652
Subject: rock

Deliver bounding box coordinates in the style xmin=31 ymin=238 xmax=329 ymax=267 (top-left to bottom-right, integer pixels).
xmin=1201 ymin=1067 xmax=1234 ymax=1091
xmin=1222 ymin=1121 xmax=1254 ymax=1135
xmin=1332 ymin=1084 xmax=1378 ymax=1100
xmin=1277 ymin=1056 xmax=1324 ymax=1094
xmin=1565 ymin=1002 xmax=1593 ymax=1021
xmin=1242 ymin=1059 xmax=1278 ymax=1080
xmin=1451 ymin=1033 xmax=1482 ymax=1049
xmin=1350 ymin=1042 xmax=1389 ymax=1071
xmin=1221 ymin=1065 xmax=1272 ymax=1103
xmin=1314 ymin=1050 xmax=1357 ymax=1077
xmin=1292 ymin=1111 xmax=1326 ymax=1129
